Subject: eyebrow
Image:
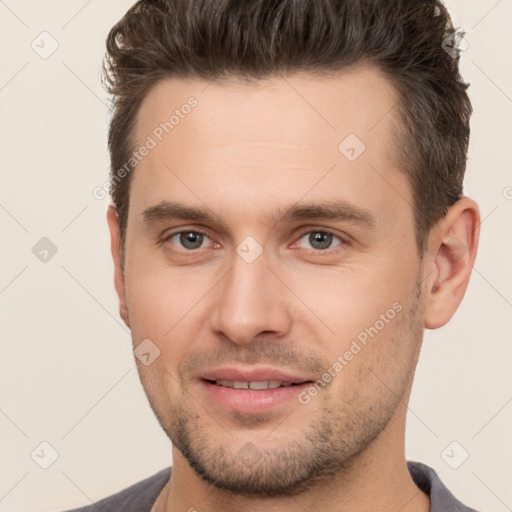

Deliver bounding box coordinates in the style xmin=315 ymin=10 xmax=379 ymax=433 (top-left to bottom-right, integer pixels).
xmin=142 ymin=199 xmax=376 ymax=230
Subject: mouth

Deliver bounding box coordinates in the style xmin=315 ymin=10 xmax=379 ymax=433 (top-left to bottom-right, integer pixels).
xmin=199 ymin=370 xmax=315 ymax=414
xmin=203 ymin=379 xmax=305 ymax=390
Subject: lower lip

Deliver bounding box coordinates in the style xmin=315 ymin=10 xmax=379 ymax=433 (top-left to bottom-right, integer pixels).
xmin=200 ymin=380 xmax=311 ymax=414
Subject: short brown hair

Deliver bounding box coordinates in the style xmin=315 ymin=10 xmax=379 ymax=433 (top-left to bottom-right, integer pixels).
xmin=103 ymin=0 xmax=471 ymax=261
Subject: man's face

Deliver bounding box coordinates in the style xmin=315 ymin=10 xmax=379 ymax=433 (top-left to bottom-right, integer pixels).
xmin=116 ymin=64 xmax=428 ymax=496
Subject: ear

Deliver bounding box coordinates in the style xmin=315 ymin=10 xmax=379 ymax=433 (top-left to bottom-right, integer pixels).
xmin=423 ymin=197 xmax=480 ymax=329
xmin=106 ymin=205 xmax=131 ymax=328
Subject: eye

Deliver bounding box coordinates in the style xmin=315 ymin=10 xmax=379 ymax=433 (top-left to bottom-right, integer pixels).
xmin=165 ymin=230 xmax=212 ymax=250
xmin=295 ymin=230 xmax=344 ymax=251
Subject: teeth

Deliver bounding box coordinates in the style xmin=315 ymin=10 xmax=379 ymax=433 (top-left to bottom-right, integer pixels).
xmin=214 ymin=380 xmax=296 ymax=389
xmin=249 ymin=381 xmax=269 ymax=390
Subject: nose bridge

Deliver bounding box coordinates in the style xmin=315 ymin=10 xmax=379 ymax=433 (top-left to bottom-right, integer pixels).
xmin=211 ymin=247 xmax=290 ymax=343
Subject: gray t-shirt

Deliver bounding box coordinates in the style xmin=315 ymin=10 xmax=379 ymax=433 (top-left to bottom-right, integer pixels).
xmin=62 ymin=461 xmax=480 ymax=511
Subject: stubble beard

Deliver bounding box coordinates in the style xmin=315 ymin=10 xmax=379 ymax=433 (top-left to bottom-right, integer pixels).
xmin=138 ymin=276 xmax=426 ymax=498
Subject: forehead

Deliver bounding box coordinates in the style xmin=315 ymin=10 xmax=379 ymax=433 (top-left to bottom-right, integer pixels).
xmin=130 ymin=64 xmax=411 ymax=230
xmin=135 ymin=63 xmax=400 ymax=158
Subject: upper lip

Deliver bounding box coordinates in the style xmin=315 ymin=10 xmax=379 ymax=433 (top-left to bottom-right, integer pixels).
xmin=200 ymin=366 xmax=314 ymax=384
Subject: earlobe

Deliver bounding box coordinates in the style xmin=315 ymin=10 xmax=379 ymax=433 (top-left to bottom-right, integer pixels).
xmin=106 ymin=205 xmax=131 ymax=329
xmin=423 ymin=197 xmax=480 ymax=330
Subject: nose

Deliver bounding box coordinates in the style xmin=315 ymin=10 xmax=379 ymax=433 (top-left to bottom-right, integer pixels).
xmin=209 ymin=248 xmax=292 ymax=345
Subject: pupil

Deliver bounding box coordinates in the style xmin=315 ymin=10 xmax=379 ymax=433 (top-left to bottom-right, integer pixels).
xmin=309 ymin=232 xmax=332 ymax=250
xmin=180 ymin=232 xmax=203 ymax=249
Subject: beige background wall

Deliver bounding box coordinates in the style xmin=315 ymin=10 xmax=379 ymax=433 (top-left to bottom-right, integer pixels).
xmin=0 ymin=1 xmax=511 ymax=511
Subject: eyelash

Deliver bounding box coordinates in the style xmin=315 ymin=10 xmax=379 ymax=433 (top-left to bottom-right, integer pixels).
xmin=161 ymin=228 xmax=347 ymax=254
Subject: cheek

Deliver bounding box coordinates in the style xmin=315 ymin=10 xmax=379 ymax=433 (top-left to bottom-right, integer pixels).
xmin=125 ymin=276 xmax=169 ymax=336
xmin=285 ymin=265 xmax=405 ymax=335
xmin=319 ymin=303 xmax=417 ymax=413
xmin=125 ymin=248 xmax=184 ymax=316
xmin=124 ymin=262 xmax=216 ymax=361
xmin=282 ymin=256 xmax=419 ymax=388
